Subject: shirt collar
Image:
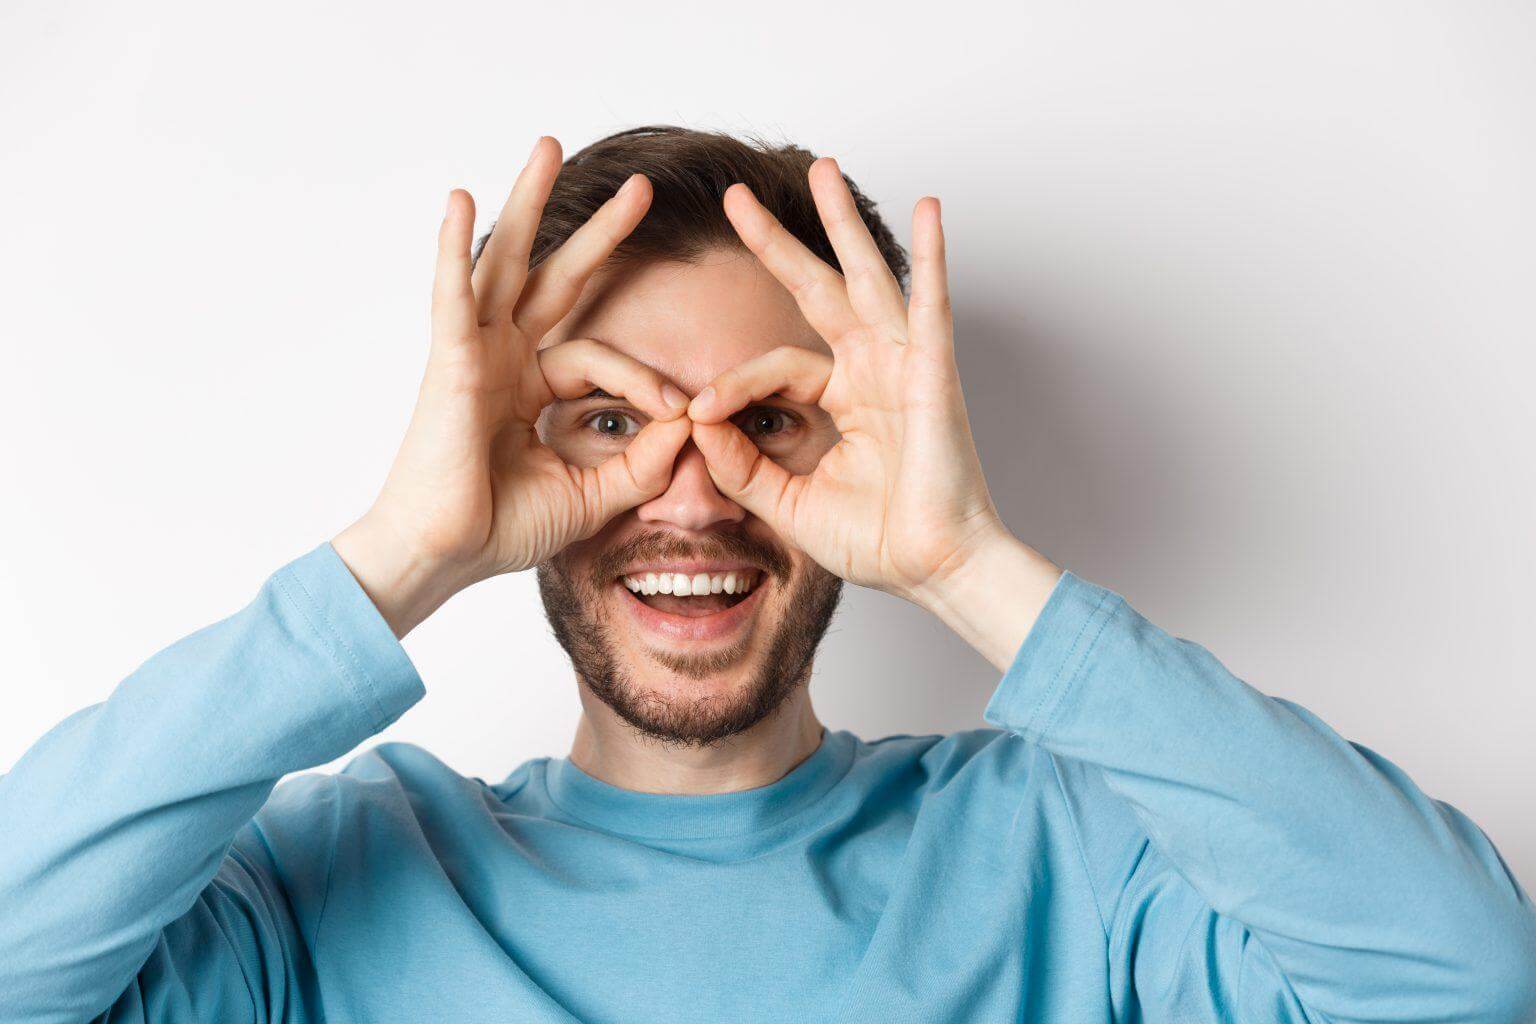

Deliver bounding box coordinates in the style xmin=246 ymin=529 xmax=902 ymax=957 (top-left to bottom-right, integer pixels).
xmin=542 ymin=727 xmax=856 ymax=841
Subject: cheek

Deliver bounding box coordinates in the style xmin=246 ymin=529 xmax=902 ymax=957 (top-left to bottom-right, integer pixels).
xmin=564 ymin=519 xmax=624 ymax=569
xmin=542 ymin=426 xmax=621 ymax=470
xmin=768 ymin=425 xmax=840 ymax=476
xmin=747 ymin=523 xmax=814 ymax=589
xmin=547 ymin=536 xmax=607 ymax=599
xmin=535 ymin=411 xmax=603 ymax=469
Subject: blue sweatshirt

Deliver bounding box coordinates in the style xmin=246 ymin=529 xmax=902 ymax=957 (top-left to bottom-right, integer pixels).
xmin=1 ymin=540 xmax=1532 ymax=1023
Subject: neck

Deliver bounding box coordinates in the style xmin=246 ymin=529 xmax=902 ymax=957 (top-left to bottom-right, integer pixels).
xmin=567 ymin=683 xmax=826 ymax=795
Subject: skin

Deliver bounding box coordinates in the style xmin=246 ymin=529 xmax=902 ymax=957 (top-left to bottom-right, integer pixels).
xmin=331 ymin=135 xmax=1064 ymax=795
xmin=535 ymin=252 xmax=846 ymax=790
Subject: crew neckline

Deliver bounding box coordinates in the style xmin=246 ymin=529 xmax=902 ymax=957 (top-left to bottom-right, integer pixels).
xmin=542 ymin=727 xmax=857 ymax=840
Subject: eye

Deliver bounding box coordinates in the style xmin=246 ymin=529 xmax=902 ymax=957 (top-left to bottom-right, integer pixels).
xmin=584 ymin=409 xmax=641 ymax=438
xmin=735 ymin=406 xmax=796 ymax=438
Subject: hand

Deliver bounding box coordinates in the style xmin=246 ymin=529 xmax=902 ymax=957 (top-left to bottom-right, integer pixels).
xmin=334 ymin=138 xmax=692 ymax=638
xmin=687 ymin=159 xmax=1061 ymax=668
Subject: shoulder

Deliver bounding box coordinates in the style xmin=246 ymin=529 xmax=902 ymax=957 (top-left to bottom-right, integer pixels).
xmin=847 ymin=726 xmax=1056 ymax=814
xmin=859 ymin=725 xmax=1041 ymax=780
xmin=860 ymin=726 xmax=1149 ymax=856
xmin=876 ymin=725 xmax=1143 ymax=821
xmin=246 ymin=742 xmax=489 ymax=861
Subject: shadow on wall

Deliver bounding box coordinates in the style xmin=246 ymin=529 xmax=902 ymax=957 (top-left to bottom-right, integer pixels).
xmin=812 ymin=293 xmax=1260 ymax=740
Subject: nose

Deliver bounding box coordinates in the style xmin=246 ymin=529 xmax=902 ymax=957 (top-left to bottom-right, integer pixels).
xmin=635 ymin=438 xmax=746 ymax=532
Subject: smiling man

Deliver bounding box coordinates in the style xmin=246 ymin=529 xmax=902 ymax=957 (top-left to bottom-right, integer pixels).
xmin=1 ymin=126 xmax=1534 ymax=1024
xmin=531 ymin=248 xmax=846 ymax=764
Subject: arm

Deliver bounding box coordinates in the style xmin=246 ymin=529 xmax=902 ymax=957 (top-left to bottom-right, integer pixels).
xmin=957 ymin=547 xmax=1536 ymax=1022
xmin=1 ymin=137 xmax=692 ymax=1023
xmin=687 ymin=158 xmax=1536 ymax=1022
xmin=0 ymin=541 xmax=425 ymax=1023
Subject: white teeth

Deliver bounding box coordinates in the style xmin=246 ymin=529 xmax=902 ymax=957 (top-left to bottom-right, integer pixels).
xmin=619 ymin=570 xmax=758 ymax=598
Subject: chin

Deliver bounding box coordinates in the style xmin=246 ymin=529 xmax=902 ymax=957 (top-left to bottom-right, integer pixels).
xmin=589 ymin=637 xmax=795 ymax=748
xmin=634 ymin=639 xmax=766 ymax=688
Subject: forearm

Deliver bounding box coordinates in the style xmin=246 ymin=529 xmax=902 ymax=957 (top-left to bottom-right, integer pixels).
xmin=984 ymin=570 xmax=1536 ymax=1020
xmin=332 ymin=512 xmax=477 ymax=640
xmin=0 ymin=541 xmax=424 ymax=1021
xmin=911 ymin=526 xmax=1063 ymax=673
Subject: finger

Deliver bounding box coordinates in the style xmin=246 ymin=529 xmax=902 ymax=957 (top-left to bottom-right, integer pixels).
xmin=908 ymin=196 xmax=954 ymax=356
xmin=807 ymin=157 xmax=907 ymax=338
xmin=722 ymin=183 xmax=863 ymax=347
xmin=513 ymin=173 xmax=652 ymax=341
xmin=687 ymin=345 xmax=834 ymax=423
xmin=581 ymin=416 xmax=693 ymax=527
xmin=471 ymin=136 xmax=562 ymax=325
xmin=430 ymin=189 xmax=478 ymax=348
xmin=689 ymin=420 xmax=799 ymax=532
xmin=537 ymin=338 xmax=690 ymax=422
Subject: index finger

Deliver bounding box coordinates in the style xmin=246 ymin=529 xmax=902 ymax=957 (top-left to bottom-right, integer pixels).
xmin=687 ymin=345 xmax=834 ymax=423
xmin=536 ymin=338 xmax=692 ymax=423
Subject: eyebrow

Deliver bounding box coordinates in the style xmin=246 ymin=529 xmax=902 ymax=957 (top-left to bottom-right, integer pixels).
xmin=553 ymin=388 xmax=618 ymax=403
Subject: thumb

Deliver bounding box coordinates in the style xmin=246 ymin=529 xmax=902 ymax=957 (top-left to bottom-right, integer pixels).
xmin=689 ymin=421 xmax=798 ymax=533
xmin=582 ymin=416 xmax=693 ymax=528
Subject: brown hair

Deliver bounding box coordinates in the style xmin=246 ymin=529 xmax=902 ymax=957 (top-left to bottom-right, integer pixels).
xmin=471 ymin=124 xmax=910 ymax=293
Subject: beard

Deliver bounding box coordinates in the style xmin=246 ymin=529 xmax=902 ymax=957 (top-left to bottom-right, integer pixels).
xmin=535 ymin=528 xmax=843 ymax=750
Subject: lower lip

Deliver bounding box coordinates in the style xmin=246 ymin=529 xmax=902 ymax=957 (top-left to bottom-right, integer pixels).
xmin=615 ymin=581 xmax=766 ymax=642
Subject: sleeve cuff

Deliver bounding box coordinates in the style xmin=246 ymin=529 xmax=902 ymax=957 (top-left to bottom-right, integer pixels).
xmin=270 ymin=540 xmax=427 ymax=733
xmin=982 ymin=570 xmax=1124 ymax=743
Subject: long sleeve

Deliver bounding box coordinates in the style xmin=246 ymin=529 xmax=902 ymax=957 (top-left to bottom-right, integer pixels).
xmin=984 ymin=571 xmax=1536 ymax=1024
xmin=0 ymin=541 xmax=426 ymax=1024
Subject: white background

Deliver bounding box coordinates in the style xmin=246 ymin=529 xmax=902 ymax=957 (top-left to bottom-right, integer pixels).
xmin=2 ymin=2 xmax=1533 ymax=885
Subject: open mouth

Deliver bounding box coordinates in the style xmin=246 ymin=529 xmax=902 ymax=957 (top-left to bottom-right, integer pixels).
xmin=617 ymin=569 xmax=762 ymax=618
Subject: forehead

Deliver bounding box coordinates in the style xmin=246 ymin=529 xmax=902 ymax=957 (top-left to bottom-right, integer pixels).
xmin=538 ymin=246 xmax=829 ymax=392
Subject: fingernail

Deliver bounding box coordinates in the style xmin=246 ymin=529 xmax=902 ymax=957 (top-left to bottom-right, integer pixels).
xmin=691 ymin=386 xmax=715 ymax=413
xmin=618 ymin=174 xmax=639 ymax=198
xmin=662 ymin=383 xmax=688 ymax=411
xmin=528 ymin=137 xmax=544 ymax=162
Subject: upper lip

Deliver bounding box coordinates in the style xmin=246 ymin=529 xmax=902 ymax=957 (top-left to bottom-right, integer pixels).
xmin=614 ymin=561 xmax=763 ymax=578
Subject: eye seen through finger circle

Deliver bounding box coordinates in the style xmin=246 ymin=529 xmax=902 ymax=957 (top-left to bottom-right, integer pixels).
xmin=584 ymin=409 xmax=641 ymax=438
xmin=733 ymin=405 xmax=798 ymax=439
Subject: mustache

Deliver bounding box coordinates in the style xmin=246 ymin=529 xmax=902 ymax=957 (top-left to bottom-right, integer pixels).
xmin=586 ymin=529 xmax=793 ymax=592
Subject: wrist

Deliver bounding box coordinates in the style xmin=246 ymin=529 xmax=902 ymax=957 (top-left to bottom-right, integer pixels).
xmin=331 ymin=513 xmax=475 ymax=640
xmin=911 ymin=525 xmax=1063 ymax=673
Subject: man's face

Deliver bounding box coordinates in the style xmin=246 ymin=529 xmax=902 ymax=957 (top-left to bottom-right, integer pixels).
xmin=535 ymin=246 xmax=844 ymax=748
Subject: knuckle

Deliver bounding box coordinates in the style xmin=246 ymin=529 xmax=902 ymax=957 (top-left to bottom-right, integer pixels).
xmin=540 ymin=337 xmax=593 ymax=371
xmin=845 ymin=262 xmax=887 ymax=286
xmin=717 ymin=376 xmax=754 ymax=400
xmin=546 ymin=266 xmax=586 ymax=299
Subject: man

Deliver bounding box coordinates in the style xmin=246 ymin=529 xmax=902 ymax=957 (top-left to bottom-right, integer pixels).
xmin=0 ymin=125 xmax=1532 ymax=1023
